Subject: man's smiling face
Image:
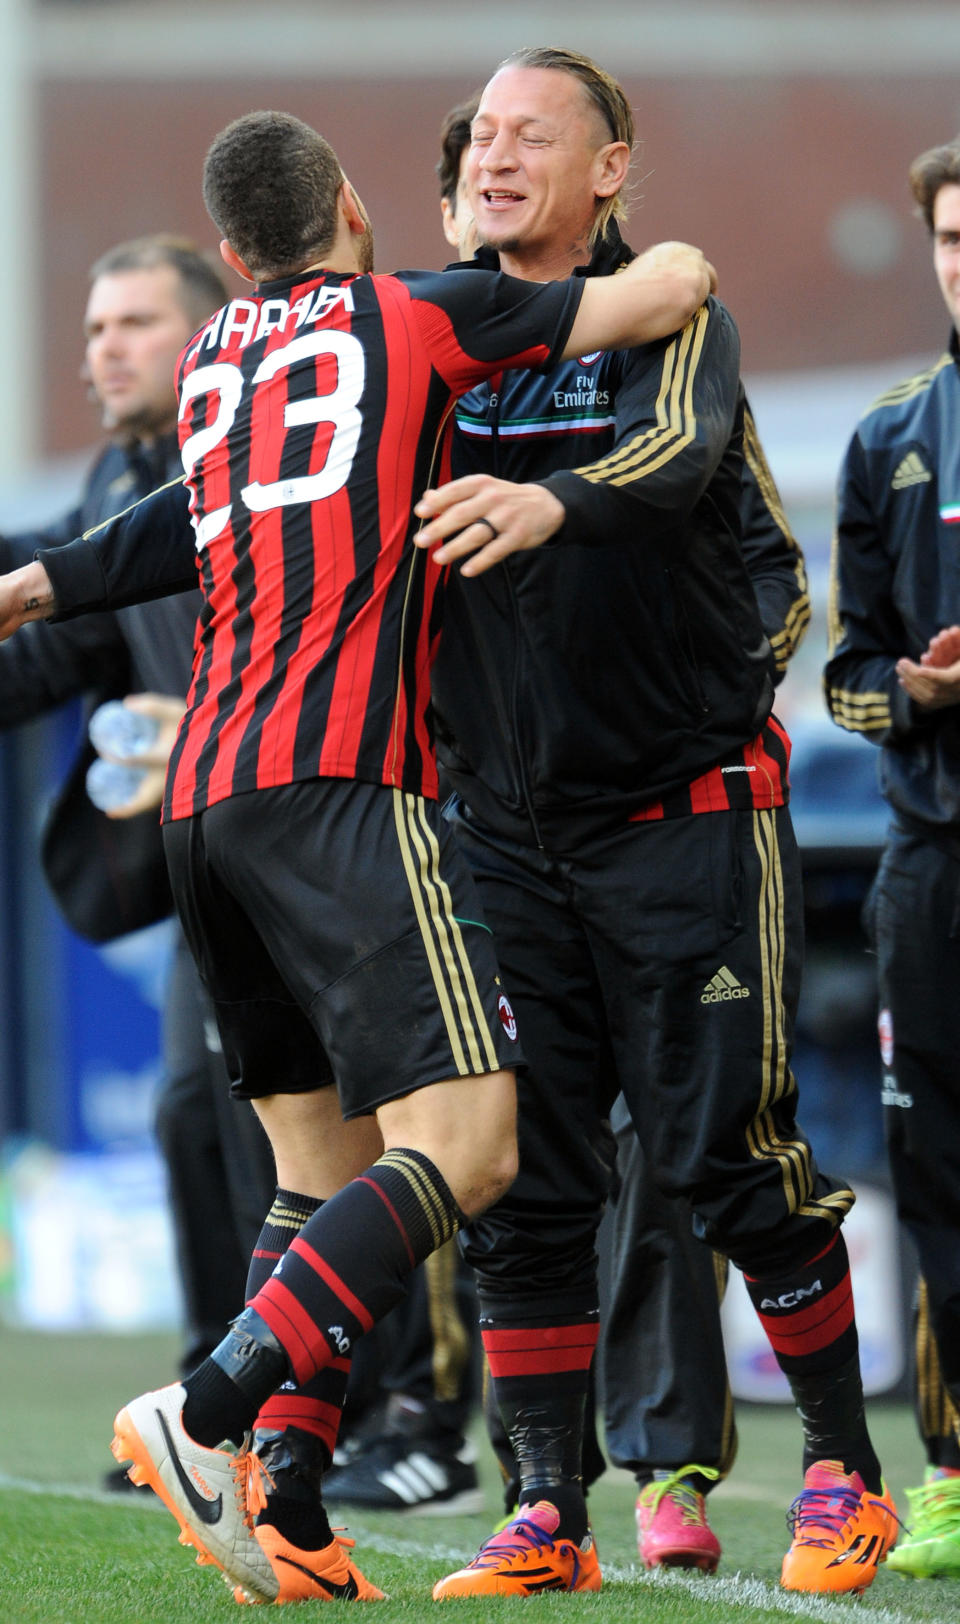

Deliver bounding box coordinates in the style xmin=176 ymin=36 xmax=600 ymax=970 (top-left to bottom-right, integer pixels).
xmin=467 ymin=66 xmax=617 ymax=268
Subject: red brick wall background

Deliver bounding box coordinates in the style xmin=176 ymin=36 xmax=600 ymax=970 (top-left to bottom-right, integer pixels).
xmin=39 ymin=73 xmax=959 ymax=452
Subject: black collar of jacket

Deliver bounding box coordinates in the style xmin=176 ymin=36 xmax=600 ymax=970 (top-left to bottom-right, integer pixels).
xmin=455 ymin=221 xmax=636 ymax=281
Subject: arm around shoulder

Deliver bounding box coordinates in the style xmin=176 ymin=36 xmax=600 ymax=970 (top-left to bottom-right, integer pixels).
xmin=562 ymin=241 xmax=716 ymax=359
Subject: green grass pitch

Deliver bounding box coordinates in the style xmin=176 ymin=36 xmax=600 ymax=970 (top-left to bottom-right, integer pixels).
xmin=1 ymin=1327 xmax=958 ymax=1623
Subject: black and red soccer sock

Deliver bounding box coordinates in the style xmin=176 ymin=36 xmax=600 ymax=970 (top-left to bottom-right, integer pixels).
xmin=481 ymin=1304 xmax=600 ymax=1543
xmin=744 ymin=1230 xmax=881 ymax=1492
xmin=184 ymin=1150 xmax=461 ymax=1459
xmin=245 ymin=1188 xmax=352 ymax=1471
xmin=241 ymin=1189 xmax=349 ymax=1549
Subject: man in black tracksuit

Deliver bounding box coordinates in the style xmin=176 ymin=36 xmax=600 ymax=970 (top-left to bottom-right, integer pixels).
xmin=825 ymin=133 xmax=960 ymax=1578
xmin=0 ymin=237 xmax=274 ymax=1389
xmin=415 ymin=48 xmax=893 ymax=1600
xmin=431 ymin=89 xmax=811 ymax=1567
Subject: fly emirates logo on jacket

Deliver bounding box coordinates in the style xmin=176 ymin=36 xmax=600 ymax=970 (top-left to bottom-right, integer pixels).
xmin=456 ymin=354 xmax=614 ymax=446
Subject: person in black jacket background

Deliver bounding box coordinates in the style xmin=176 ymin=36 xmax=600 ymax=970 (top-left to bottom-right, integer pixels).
xmin=0 ymin=236 xmax=275 ymax=1428
xmin=826 ymin=133 xmax=960 ymax=1579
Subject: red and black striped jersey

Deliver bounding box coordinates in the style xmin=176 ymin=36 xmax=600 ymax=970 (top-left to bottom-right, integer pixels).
xmin=166 ymin=265 xmax=581 ymax=819
xmin=628 ymin=719 xmax=791 ymax=822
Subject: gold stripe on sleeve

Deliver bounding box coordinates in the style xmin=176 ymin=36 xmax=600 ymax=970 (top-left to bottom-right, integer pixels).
xmin=572 ymin=307 xmax=710 ymax=489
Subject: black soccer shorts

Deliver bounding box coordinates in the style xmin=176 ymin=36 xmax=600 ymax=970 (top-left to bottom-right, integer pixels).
xmin=162 ymin=778 xmax=521 ymax=1117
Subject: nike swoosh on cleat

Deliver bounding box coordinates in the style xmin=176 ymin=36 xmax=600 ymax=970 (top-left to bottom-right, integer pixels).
xmin=156 ymin=1410 xmax=224 ymax=1525
xmin=275 ymin=1555 xmax=360 ymax=1598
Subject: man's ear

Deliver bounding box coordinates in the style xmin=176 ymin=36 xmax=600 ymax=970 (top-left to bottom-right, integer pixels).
xmin=219 ymin=239 xmax=254 ymax=282
xmin=339 ymin=179 xmax=368 ymax=237
xmin=593 ymin=141 xmax=630 ymax=200
xmin=440 ymin=197 xmax=460 ymax=250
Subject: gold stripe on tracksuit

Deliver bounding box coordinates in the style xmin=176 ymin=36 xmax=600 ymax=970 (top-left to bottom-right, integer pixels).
xmin=391 ymin=788 xmax=500 ymax=1079
xmin=81 ymin=474 xmax=187 ymax=540
xmin=825 ymin=531 xmax=844 ymax=657
xmin=745 ymin=810 xmax=854 ymax=1226
xmin=825 ymin=533 xmax=892 ymax=734
xmin=916 ymin=1275 xmax=960 ymax=1444
xmin=870 ymin=355 xmax=950 ymax=413
xmin=825 ymin=687 xmax=891 ymax=734
xmin=742 ymin=405 xmax=811 ymax=670
xmin=573 ymin=306 xmax=709 ymax=488
xmin=426 ymin=1238 xmax=472 ymax=1403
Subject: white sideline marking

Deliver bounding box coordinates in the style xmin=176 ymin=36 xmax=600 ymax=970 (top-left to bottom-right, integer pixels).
xmin=625 ymin=1564 xmax=916 ymax=1624
xmin=0 ymin=1471 xmax=166 ymax=1507
xmin=0 ymin=1475 xmax=917 ymax=1623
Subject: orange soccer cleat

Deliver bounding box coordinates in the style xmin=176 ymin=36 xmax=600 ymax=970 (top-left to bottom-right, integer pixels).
xmin=780 ymin=1459 xmax=898 ymax=1594
xmin=232 ymin=1525 xmax=385 ymax=1605
xmin=432 ymin=1501 xmax=601 ymax=1599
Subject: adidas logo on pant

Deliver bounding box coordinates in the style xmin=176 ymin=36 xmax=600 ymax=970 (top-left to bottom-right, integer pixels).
xmin=700 ymin=966 xmax=750 ymax=1004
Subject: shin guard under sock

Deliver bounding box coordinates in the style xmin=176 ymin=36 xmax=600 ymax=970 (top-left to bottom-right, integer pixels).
xmin=745 ymin=1231 xmax=881 ymax=1492
xmin=182 ymin=1308 xmax=289 ymax=1447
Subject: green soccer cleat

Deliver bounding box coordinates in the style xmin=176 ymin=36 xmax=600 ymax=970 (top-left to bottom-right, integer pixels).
xmin=886 ymin=1468 xmax=960 ymax=1579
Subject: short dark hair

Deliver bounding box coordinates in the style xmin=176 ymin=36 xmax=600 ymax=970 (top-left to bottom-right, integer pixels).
xmin=202 ymin=111 xmax=344 ymax=279
xmin=437 ymin=94 xmax=480 ymax=204
xmin=494 ymin=46 xmax=635 ymax=241
xmin=909 ymin=135 xmax=960 ymax=233
xmin=89 ymin=234 xmax=228 ymax=330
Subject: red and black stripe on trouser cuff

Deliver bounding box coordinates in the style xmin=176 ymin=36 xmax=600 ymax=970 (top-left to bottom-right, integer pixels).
xmin=251 ymin=1149 xmax=462 ymax=1388
xmin=482 ymin=1310 xmax=600 ymax=1515
xmin=482 ymin=1316 xmax=601 ymax=1389
xmin=744 ymin=1231 xmax=858 ymax=1376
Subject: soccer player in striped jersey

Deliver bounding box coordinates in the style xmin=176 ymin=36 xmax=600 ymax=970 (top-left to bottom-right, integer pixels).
xmin=0 ymin=111 xmax=713 ymax=1604
xmin=412 ymin=47 xmax=895 ymax=1599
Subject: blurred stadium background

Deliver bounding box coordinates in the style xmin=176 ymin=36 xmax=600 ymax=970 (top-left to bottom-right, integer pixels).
xmin=1 ymin=1 xmax=958 ymax=1400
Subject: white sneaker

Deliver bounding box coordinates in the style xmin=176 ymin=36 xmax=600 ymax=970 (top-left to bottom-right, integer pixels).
xmin=111 ymin=1382 xmax=278 ymax=1602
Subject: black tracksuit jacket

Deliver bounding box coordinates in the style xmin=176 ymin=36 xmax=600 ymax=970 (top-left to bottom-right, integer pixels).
xmin=431 ymin=228 xmax=801 ymax=848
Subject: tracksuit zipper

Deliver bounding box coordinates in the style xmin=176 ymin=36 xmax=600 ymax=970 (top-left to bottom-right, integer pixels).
xmin=489 ymin=379 xmax=544 ymax=848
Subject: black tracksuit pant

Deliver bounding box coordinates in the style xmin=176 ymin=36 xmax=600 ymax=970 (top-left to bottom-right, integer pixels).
xmin=865 ymin=816 xmax=960 ymax=1453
